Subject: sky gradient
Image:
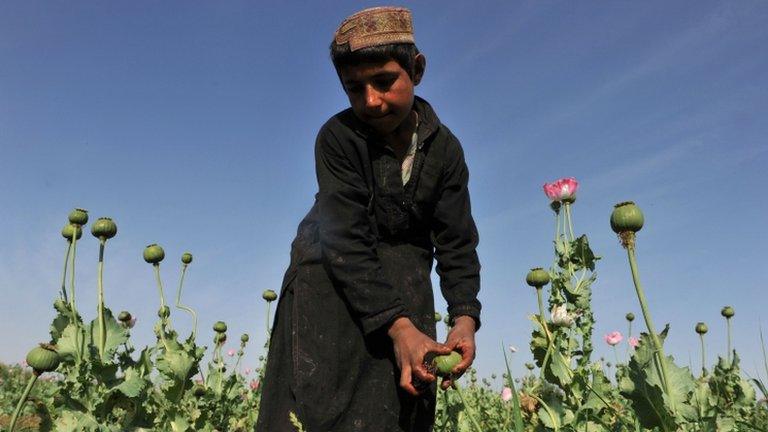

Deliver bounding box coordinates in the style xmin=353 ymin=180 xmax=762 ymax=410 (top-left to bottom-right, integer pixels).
xmin=1 ymin=1 xmax=767 ymax=384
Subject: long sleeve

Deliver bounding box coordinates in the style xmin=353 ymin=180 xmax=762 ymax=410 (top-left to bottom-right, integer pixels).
xmin=315 ymin=125 xmax=409 ymax=335
xmin=431 ymin=134 xmax=482 ymax=329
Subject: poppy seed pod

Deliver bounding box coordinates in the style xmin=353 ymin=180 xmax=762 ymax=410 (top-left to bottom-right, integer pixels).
xmin=695 ymin=322 xmax=708 ymax=335
xmin=68 ymin=208 xmax=89 ymax=226
xmin=118 ymin=311 xmax=132 ymax=322
xmin=91 ymin=217 xmax=117 ymax=240
xmin=626 ymin=313 xmax=635 ymax=322
xmin=526 ymin=268 xmax=550 ymax=288
xmin=721 ymin=306 xmax=735 ymax=319
xmin=262 ymin=290 xmax=277 ymax=302
xmin=158 ymin=306 xmax=170 ymax=319
xmin=61 ymin=224 xmax=83 ymax=241
xmin=525 ymin=362 xmax=535 ymax=371
xmin=432 ymin=351 xmax=462 ymax=377
xmin=181 ymin=252 xmax=193 ymax=264
xmin=143 ymin=244 xmax=165 ymax=264
xmin=241 ymin=334 xmax=250 ymax=343
xmin=610 ymin=202 xmax=644 ymax=234
xmin=214 ymin=333 xmax=227 ymax=344
xmin=434 ymin=312 xmax=442 ymax=323
xmin=26 ymin=344 xmax=60 ymax=374
xmin=213 ymin=321 xmax=227 ymax=333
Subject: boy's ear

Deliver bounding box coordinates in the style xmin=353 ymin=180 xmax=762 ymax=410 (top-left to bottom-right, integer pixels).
xmin=412 ymin=53 xmax=426 ymax=85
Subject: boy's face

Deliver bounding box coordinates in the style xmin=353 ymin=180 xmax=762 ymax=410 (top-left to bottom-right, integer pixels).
xmin=339 ymin=56 xmax=423 ymax=136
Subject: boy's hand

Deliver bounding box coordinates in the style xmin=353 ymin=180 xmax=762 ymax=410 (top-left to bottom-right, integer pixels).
xmin=440 ymin=315 xmax=477 ymax=390
xmin=388 ymin=317 xmax=452 ymax=396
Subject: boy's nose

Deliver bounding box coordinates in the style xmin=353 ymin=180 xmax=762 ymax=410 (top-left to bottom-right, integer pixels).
xmin=365 ymin=86 xmax=382 ymax=108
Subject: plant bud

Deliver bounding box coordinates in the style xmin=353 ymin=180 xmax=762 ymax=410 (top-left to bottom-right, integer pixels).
xmin=68 ymin=208 xmax=89 ymax=226
xmin=118 ymin=311 xmax=132 ymax=322
xmin=610 ymin=202 xmax=644 ymax=234
xmin=434 ymin=312 xmax=442 ymax=323
xmin=158 ymin=305 xmax=170 ymax=319
xmin=192 ymin=384 xmax=206 ymax=397
xmin=525 ymin=362 xmax=535 ymax=371
xmin=240 ymin=334 xmax=250 ymax=343
xmin=721 ymin=306 xmax=735 ymax=319
xmin=625 ymin=313 xmax=635 ymax=322
xmin=695 ymin=322 xmax=708 ymax=335
xmin=181 ymin=252 xmax=193 ymax=264
xmin=432 ymin=351 xmax=462 ymax=377
xmin=262 ymin=290 xmax=277 ymax=302
xmin=61 ymin=224 xmax=82 ymax=241
xmin=525 ymin=268 xmax=550 ymax=288
xmin=26 ymin=344 xmax=60 ymax=374
xmin=54 ymin=298 xmax=68 ymax=313
xmin=143 ymin=244 xmax=165 ymax=264
xmin=91 ymin=217 xmax=117 ymax=240
xmin=214 ymin=333 xmax=227 ymax=344
xmin=213 ymin=321 xmax=227 ymax=333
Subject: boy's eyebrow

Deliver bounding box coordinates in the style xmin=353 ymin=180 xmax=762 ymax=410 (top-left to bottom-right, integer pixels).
xmin=342 ymin=71 xmax=399 ymax=86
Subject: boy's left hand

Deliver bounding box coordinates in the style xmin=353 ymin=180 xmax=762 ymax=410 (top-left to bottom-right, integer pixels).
xmin=440 ymin=315 xmax=476 ymax=390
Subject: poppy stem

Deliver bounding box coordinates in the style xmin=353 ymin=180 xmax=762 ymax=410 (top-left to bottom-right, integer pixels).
xmin=9 ymin=372 xmax=38 ymax=432
xmin=97 ymin=240 xmax=107 ymax=360
xmin=175 ymin=263 xmax=198 ymax=340
xmin=626 ymin=246 xmax=673 ymax=408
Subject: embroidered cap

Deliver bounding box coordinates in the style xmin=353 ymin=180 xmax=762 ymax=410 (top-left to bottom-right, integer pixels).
xmin=333 ymin=6 xmax=415 ymax=52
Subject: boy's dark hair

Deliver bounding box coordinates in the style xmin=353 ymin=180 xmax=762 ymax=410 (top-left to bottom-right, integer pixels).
xmin=330 ymin=42 xmax=420 ymax=79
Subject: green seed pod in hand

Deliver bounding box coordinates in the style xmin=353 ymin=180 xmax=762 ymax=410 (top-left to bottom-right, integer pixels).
xmin=143 ymin=244 xmax=165 ymax=264
xmin=525 ymin=268 xmax=550 ymax=288
xmin=262 ymin=290 xmax=277 ymax=302
xmin=68 ymin=208 xmax=89 ymax=226
xmin=181 ymin=252 xmax=193 ymax=264
xmin=26 ymin=344 xmax=60 ymax=374
xmin=61 ymin=224 xmax=82 ymax=241
xmin=432 ymin=351 xmax=462 ymax=377
xmin=91 ymin=217 xmax=117 ymax=240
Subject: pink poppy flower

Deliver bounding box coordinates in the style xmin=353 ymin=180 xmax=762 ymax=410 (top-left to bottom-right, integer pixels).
xmin=543 ymin=178 xmax=579 ymax=202
xmin=501 ymin=387 xmax=513 ymax=402
xmin=227 ymin=349 xmax=236 ymax=357
xmin=244 ymin=368 xmax=252 ymax=375
xmin=249 ymin=379 xmax=260 ymax=391
xmin=604 ymin=331 xmax=623 ymax=346
xmin=628 ymin=336 xmax=639 ymax=348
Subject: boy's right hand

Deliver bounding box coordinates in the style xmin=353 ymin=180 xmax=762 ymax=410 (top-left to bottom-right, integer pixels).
xmin=387 ymin=317 xmax=452 ymax=396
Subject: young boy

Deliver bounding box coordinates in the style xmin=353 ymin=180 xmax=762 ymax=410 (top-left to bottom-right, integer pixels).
xmin=256 ymin=7 xmax=481 ymax=432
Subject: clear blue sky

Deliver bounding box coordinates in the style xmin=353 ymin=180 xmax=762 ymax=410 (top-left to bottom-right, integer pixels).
xmin=1 ymin=1 xmax=767 ymax=383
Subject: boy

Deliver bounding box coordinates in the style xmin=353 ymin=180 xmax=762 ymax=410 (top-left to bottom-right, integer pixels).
xmin=256 ymin=7 xmax=481 ymax=432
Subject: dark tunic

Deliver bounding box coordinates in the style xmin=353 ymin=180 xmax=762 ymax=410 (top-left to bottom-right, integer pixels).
xmin=255 ymin=97 xmax=481 ymax=432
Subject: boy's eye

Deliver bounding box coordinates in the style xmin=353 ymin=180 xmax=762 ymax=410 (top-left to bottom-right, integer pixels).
xmin=372 ymin=77 xmax=396 ymax=91
xmin=345 ymin=84 xmax=363 ymax=94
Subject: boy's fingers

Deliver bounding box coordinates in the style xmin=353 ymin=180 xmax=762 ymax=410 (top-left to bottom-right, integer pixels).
xmin=399 ymin=365 xmax=419 ymax=396
xmin=440 ymin=377 xmax=452 ymax=390
xmin=430 ymin=342 xmax=452 ymax=355
xmin=412 ymin=363 xmax=435 ymax=383
xmin=453 ymin=346 xmax=476 ymax=373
